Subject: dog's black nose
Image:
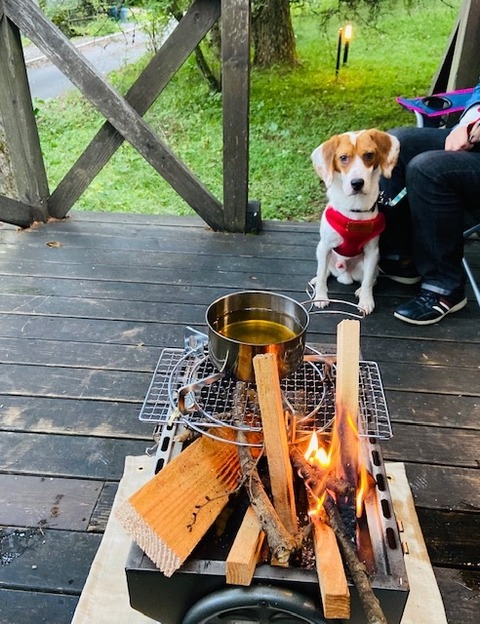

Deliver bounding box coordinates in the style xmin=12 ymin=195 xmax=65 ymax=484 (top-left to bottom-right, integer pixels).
xmin=351 ymin=178 xmax=365 ymax=192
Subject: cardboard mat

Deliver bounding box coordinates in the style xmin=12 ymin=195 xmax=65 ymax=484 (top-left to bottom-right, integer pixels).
xmin=72 ymin=455 xmax=156 ymax=624
xmin=72 ymin=457 xmax=447 ymax=624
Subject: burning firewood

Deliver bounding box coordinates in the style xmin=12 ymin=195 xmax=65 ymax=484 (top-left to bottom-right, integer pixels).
xmin=290 ymin=446 xmax=354 ymax=499
xmin=252 ymin=353 xmax=297 ymax=535
xmin=311 ymin=504 xmax=350 ymax=619
xmin=323 ymin=495 xmax=388 ymax=624
xmin=293 ymin=446 xmax=387 ymax=622
xmin=291 ymin=320 xmax=388 ymax=624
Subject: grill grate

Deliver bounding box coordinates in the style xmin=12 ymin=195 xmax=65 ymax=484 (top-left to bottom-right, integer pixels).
xmin=139 ymin=344 xmax=392 ymax=441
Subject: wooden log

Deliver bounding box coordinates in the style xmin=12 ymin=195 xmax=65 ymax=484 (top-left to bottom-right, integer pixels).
xmin=334 ymin=319 xmax=361 ymax=475
xmin=237 ymin=434 xmax=298 ymax=566
xmin=291 ymin=448 xmax=350 ymax=618
xmin=312 ymin=511 xmax=350 ymax=620
xmin=115 ymin=431 xmax=240 ymax=577
xmin=333 ymin=320 xmax=361 ymax=534
xmin=324 ymin=495 xmax=388 ymax=624
xmin=290 ymin=446 xmax=355 ymax=499
xmin=226 ymin=506 xmax=265 ymax=586
xmin=252 ymin=353 xmax=297 ymax=534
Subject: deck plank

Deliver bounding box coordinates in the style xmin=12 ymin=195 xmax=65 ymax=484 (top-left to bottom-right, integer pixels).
xmin=0 ymin=475 xmax=102 ymax=530
xmin=0 ymin=526 xmax=101 ymax=592
xmin=0 ymin=212 xmax=478 ymax=623
xmin=0 ymin=431 xmax=147 ymax=479
xmin=0 ymin=588 xmax=77 ymax=623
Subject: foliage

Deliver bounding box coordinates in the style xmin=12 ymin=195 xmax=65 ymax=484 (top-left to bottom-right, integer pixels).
xmin=130 ymin=1 xmax=172 ymax=53
xmin=35 ymin=0 xmax=462 ymax=221
xmin=39 ymin=0 xmax=121 ymax=36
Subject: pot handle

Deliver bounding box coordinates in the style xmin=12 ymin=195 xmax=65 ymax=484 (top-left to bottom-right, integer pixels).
xmin=302 ymin=283 xmax=366 ymax=319
xmin=184 ymin=326 xmax=209 ymax=356
xmin=177 ymin=372 xmax=225 ymax=414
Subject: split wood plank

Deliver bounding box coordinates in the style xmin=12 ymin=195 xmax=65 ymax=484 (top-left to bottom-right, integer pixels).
xmin=334 ymin=319 xmax=361 ymax=488
xmin=115 ymin=432 xmax=240 ymax=576
xmin=335 ymin=319 xmax=360 ymax=423
xmin=313 ymin=516 xmax=351 ymax=619
xmin=253 ymin=353 xmax=297 ymax=534
xmin=226 ymin=506 xmax=265 ymax=586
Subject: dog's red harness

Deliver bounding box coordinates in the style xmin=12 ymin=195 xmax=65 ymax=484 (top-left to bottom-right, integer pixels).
xmin=325 ymin=206 xmax=385 ymax=257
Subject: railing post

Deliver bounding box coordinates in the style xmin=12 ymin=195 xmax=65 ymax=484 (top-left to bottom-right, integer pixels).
xmin=0 ymin=12 xmax=49 ymax=225
xmin=221 ymin=0 xmax=261 ymax=233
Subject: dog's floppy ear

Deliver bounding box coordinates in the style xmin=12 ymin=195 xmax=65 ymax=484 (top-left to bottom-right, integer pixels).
xmin=368 ymin=129 xmax=400 ymax=178
xmin=311 ymin=136 xmax=340 ymax=187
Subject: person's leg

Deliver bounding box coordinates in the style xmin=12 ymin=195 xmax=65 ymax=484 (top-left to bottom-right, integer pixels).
xmin=407 ymin=149 xmax=480 ymax=293
xmin=379 ymin=126 xmax=450 ymax=263
xmin=394 ymin=147 xmax=480 ymax=324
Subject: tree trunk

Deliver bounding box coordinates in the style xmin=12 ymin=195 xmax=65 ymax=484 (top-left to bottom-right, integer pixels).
xmin=252 ymin=0 xmax=297 ymax=68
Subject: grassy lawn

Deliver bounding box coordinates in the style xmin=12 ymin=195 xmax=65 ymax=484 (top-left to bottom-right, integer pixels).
xmin=35 ymin=0 xmax=462 ymax=221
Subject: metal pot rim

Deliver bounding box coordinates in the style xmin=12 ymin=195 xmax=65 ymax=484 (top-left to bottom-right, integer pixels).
xmin=205 ymin=290 xmax=309 ymax=346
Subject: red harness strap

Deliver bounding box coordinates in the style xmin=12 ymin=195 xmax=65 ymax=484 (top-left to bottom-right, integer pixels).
xmin=325 ymin=205 xmax=385 ymax=257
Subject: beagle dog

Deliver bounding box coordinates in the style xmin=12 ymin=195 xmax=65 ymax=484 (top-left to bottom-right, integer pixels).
xmin=310 ymin=129 xmax=400 ymax=314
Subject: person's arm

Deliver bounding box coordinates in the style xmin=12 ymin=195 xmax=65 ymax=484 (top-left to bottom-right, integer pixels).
xmin=445 ymin=82 xmax=480 ymax=151
xmin=461 ymin=83 xmax=480 ymax=116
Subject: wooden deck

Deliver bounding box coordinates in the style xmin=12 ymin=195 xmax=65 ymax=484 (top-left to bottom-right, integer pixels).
xmin=0 ymin=212 xmax=478 ymax=623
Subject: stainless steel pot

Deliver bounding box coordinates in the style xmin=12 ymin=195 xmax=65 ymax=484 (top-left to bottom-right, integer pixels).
xmin=206 ymin=290 xmax=309 ymax=382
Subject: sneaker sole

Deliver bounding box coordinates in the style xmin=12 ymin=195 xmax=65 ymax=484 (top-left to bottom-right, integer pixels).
xmin=381 ymin=274 xmax=422 ymax=286
xmin=394 ymin=297 xmax=467 ymax=325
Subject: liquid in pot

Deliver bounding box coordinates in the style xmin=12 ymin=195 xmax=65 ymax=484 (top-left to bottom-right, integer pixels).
xmin=219 ymin=318 xmax=297 ymax=344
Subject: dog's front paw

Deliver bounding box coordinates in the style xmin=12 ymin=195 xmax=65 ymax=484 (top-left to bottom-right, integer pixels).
xmin=313 ymin=288 xmax=330 ymax=308
xmin=314 ymin=297 xmax=330 ymax=309
xmin=309 ymin=278 xmax=330 ymax=309
xmin=355 ymin=287 xmax=375 ymax=314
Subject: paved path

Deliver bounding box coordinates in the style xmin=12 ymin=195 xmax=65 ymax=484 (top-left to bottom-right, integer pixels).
xmin=25 ymin=26 xmax=149 ymax=99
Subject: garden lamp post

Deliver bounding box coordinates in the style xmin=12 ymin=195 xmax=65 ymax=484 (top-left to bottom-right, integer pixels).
xmin=343 ymin=24 xmax=353 ymax=65
xmin=335 ymin=24 xmax=353 ymax=77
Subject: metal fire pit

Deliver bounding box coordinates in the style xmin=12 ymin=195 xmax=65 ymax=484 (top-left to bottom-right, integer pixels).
xmin=126 ymin=337 xmax=409 ymax=624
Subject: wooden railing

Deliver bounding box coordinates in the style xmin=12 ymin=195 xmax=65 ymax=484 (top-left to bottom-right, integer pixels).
xmin=0 ymin=0 xmax=260 ymax=232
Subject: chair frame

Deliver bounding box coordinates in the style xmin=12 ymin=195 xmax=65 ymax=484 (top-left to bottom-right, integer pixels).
xmin=463 ymin=224 xmax=480 ymax=309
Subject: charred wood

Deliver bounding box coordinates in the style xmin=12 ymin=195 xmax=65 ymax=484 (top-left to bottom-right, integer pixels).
xmin=237 ymin=433 xmax=299 ymax=565
xmin=290 ymin=446 xmax=355 ymax=499
xmin=324 ymin=495 xmax=388 ymax=624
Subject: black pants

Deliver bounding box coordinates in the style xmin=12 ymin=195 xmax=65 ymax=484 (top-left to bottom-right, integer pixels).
xmin=380 ymin=126 xmax=480 ymax=296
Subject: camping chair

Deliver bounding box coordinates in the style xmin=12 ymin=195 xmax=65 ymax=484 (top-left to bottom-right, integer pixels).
xmin=397 ymin=88 xmax=474 ymax=128
xmin=397 ymin=88 xmax=480 ymax=310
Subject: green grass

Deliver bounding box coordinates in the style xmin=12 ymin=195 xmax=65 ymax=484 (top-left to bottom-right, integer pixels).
xmin=35 ymin=0 xmax=462 ymax=221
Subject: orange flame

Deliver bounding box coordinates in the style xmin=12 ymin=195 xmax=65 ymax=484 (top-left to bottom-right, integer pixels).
xmin=356 ymin=463 xmax=369 ymax=517
xmin=304 ymin=433 xmax=331 ymax=468
xmin=304 ymin=428 xmax=370 ymax=518
xmin=307 ymin=490 xmax=326 ymax=519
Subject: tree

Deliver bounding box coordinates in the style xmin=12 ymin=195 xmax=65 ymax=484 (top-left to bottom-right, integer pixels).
xmin=252 ymin=0 xmax=297 ymax=68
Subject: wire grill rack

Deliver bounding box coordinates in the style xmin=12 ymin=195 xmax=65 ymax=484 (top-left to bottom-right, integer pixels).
xmin=139 ymin=344 xmax=392 ymax=442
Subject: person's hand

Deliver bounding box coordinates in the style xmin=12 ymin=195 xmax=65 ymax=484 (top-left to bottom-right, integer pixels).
xmin=467 ymin=119 xmax=480 ymax=144
xmin=445 ymin=124 xmax=474 ymax=151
